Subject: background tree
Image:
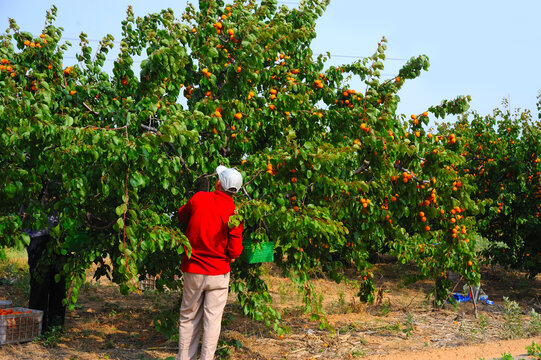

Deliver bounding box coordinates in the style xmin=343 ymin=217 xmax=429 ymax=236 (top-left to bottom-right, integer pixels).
xmin=436 ymin=100 xmax=541 ymax=277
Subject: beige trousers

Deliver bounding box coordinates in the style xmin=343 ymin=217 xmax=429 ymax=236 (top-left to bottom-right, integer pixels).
xmin=177 ymin=272 xmax=230 ymax=360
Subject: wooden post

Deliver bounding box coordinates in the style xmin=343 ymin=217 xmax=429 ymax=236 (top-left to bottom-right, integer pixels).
xmin=470 ymin=285 xmax=478 ymax=319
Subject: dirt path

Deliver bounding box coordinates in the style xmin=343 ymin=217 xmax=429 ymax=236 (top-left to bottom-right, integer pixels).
xmin=363 ymin=337 xmax=541 ymax=360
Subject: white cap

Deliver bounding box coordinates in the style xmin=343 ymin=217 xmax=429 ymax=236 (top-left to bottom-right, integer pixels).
xmin=216 ymin=165 xmax=243 ymax=193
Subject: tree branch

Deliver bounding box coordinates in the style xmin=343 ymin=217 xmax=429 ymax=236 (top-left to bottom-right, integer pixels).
xmin=141 ymin=124 xmax=159 ymax=133
xmin=244 ymin=169 xmax=264 ymax=188
xmin=393 ymin=163 xmax=430 ymax=184
xmin=353 ymin=160 xmax=370 ymax=175
xmin=83 ymin=102 xmax=99 ymax=115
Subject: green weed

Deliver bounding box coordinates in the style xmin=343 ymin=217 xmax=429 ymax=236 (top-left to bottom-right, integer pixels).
xmin=526 ymin=341 xmax=541 ymax=359
xmin=215 ymin=338 xmax=242 ymax=359
xmin=402 ymin=312 xmax=415 ymax=339
xmin=384 ymin=321 xmax=401 ymax=332
xmin=377 ymin=299 xmax=391 ymax=316
xmin=350 ymin=347 xmax=366 ymax=357
xmin=338 ymin=323 xmax=358 ymax=334
xmin=528 ymin=309 xmax=541 ymax=336
xmin=467 ymin=314 xmax=489 ymax=340
xmin=501 ymin=297 xmax=524 ymax=339
xmin=36 ymin=325 xmax=63 ymax=348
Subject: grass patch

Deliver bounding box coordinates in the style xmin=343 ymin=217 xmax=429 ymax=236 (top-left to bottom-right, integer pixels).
xmin=0 ymin=247 xmax=28 ymax=272
xmin=0 ymin=247 xmax=30 ymax=305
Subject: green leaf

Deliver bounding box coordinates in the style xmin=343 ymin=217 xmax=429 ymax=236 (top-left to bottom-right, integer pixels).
xmin=207 ymin=47 xmax=219 ymax=58
xmin=115 ymin=203 xmax=127 ymax=216
xmin=5 ymin=183 xmax=17 ymax=198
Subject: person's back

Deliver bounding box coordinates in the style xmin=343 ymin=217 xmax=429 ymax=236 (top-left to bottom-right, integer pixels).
xmin=178 ymin=190 xmax=242 ymax=275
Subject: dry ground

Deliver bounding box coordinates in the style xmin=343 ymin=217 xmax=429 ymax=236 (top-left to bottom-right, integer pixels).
xmin=1 ymin=256 xmax=540 ymax=360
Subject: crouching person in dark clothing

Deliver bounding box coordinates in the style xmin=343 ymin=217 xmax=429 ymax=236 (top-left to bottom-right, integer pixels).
xmin=25 ymin=214 xmax=67 ymax=332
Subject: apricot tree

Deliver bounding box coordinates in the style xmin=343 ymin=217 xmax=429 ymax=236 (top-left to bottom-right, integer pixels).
xmin=1 ymin=0 xmax=482 ymax=335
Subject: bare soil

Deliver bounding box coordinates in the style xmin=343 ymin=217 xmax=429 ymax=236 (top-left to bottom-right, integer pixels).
xmin=0 ymin=260 xmax=540 ymax=360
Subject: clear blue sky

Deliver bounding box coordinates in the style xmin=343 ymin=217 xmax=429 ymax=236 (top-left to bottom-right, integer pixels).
xmin=2 ymin=0 xmax=540 ymax=123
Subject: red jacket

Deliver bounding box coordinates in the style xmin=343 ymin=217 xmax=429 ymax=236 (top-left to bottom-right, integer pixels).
xmin=178 ymin=190 xmax=243 ymax=275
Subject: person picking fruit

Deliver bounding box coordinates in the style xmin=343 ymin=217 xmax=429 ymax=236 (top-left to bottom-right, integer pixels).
xmin=176 ymin=165 xmax=244 ymax=360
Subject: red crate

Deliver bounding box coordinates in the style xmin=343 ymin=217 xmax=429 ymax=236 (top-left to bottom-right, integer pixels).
xmin=0 ymin=308 xmax=43 ymax=345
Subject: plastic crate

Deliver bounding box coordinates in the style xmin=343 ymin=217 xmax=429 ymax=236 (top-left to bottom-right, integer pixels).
xmin=139 ymin=274 xmax=182 ymax=291
xmin=0 ymin=307 xmax=43 ymax=345
xmin=241 ymin=239 xmax=275 ymax=264
xmin=0 ymin=301 xmax=12 ymax=309
xmin=139 ymin=275 xmax=157 ymax=291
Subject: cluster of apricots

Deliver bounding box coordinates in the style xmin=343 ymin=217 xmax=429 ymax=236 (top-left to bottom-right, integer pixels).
xmin=360 ymin=198 xmax=371 ymax=208
xmin=0 ymin=308 xmax=32 ymax=316
xmin=0 ymin=58 xmax=16 ymax=77
xmin=22 ymin=34 xmax=47 ymax=48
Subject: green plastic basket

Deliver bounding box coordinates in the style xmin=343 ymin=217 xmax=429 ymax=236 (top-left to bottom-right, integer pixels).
xmin=241 ymin=238 xmax=275 ymax=264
